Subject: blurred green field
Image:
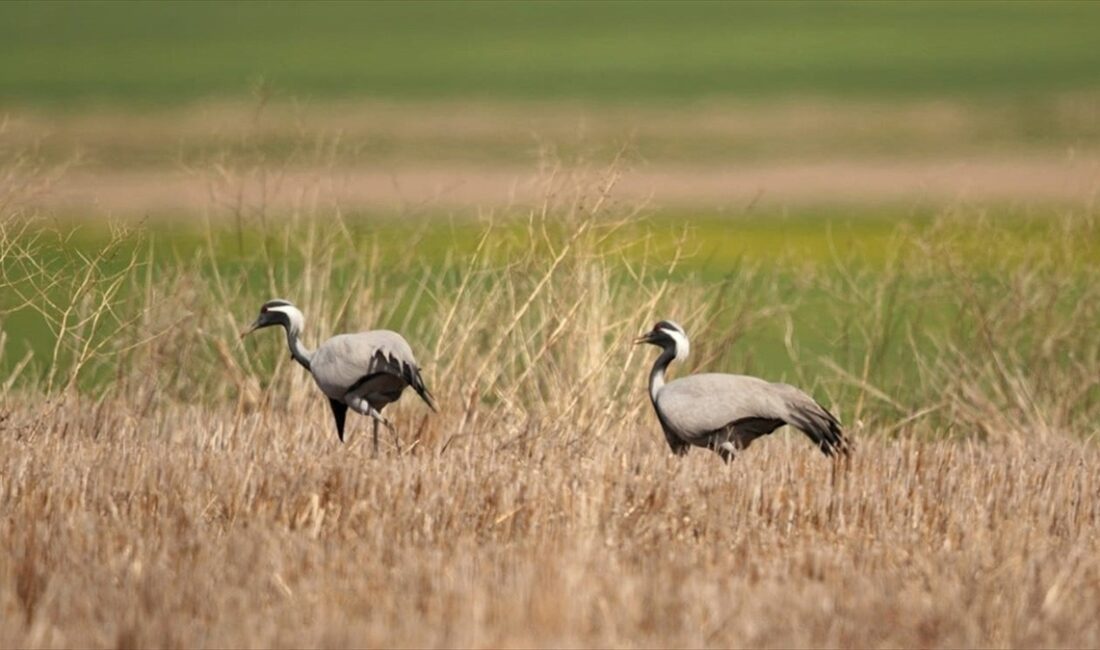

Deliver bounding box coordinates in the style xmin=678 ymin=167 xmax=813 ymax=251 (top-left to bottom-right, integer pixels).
xmin=1 ymin=0 xmax=1097 ymax=432
xmin=3 ymin=208 xmax=1096 ymax=399
xmin=2 ymin=1 xmax=1100 ymax=106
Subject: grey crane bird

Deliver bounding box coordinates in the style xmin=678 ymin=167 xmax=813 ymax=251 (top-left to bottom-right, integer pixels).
xmin=635 ymin=320 xmax=849 ymax=461
xmin=241 ymin=299 xmax=436 ymax=451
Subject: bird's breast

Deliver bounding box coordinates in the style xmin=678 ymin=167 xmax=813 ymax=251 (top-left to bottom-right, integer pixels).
xmin=311 ymin=373 xmax=347 ymax=400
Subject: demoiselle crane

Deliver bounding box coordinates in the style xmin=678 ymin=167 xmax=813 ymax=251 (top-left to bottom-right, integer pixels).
xmin=241 ymin=299 xmax=436 ymax=451
xmin=635 ymin=320 xmax=849 ymax=461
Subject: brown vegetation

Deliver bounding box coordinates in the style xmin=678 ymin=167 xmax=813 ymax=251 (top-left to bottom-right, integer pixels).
xmin=1 ymin=138 xmax=1099 ymax=648
xmin=2 ymin=405 xmax=1098 ymax=648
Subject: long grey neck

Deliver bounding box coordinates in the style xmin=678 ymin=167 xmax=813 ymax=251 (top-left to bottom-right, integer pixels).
xmin=285 ymin=326 xmax=313 ymax=371
xmin=648 ymin=346 xmax=676 ymax=403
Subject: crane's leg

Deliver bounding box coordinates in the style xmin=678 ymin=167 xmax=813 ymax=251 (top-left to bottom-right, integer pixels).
xmin=365 ymin=392 xmax=401 ymax=453
xmin=388 ymin=418 xmax=401 ymax=452
xmin=345 ymin=395 xmax=394 ymax=457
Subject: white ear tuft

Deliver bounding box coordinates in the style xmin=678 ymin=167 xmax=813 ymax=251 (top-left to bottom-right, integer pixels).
xmin=268 ymin=304 xmax=305 ymax=333
xmin=661 ymin=327 xmax=690 ymax=360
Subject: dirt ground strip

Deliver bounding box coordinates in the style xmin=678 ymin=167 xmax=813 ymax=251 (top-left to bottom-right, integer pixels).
xmin=25 ymin=154 xmax=1100 ymax=217
xmin=5 ymin=98 xmax=1100 ymax=215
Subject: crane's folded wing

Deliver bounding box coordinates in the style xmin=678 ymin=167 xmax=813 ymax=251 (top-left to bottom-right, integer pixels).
xmin=310 ymin=330 xmax=420 ymax=399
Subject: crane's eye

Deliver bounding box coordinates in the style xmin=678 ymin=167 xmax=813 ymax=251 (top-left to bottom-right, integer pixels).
xmin=261 ymin=306 xmax=268 ymax=313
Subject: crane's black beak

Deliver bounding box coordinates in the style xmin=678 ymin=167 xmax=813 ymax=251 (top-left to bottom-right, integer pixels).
xmin=633 ymin=332 xmax=655 ymax=345
xmin=239 ymin=319 xmax=260 ymax=339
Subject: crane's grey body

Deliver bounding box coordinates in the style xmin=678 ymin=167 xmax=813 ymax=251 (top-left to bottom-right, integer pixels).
xmin=312 ymin=330 xmax=423 ymax=403
xmin=242 ymin=299 xmax=435 ymax=451
xmin=637 ymin=320 xmax=848 ymax=461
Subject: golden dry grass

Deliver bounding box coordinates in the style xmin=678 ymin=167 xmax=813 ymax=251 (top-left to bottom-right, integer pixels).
xmin=2 ymin=139 xmax=1100 ymax=648
xmin=2 ymin=399 xmax=1098 ymax=648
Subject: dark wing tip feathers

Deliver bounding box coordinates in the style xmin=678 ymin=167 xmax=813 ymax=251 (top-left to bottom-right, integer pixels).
xmin=405 ymin=361 xmax=438 ymax=412
xmin=381 ymin=350 xmax=437 ymax=412
xmin=787 ymin=401 xmax=850 ymax=458
xmin=818 ymin=419 xmax=850 ymax=457
xmin=818 ymin=404 xmax=851 ymax=457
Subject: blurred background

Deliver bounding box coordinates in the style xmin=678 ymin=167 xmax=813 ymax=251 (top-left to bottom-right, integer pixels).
xmin=3 ymin=0 xmax=1099 ymax=217
xmin=2 ymin=0 xmax=1099 ymax=387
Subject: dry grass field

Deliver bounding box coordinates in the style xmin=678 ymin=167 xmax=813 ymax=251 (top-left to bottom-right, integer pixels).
xmin=2 ymin=407 xmax=1099 ymax=648
xmin=2 ymin=153 xmax=1099 ymax=646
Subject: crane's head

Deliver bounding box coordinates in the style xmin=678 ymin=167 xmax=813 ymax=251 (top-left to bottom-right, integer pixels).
xmin=241 ymin=299 xmax=305 ymax=338
xmin=634 ymin=320 xmax=690 ymax=359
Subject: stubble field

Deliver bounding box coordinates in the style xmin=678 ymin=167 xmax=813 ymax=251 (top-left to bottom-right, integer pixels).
xmin=2 ymin=166 xmax=1099 ymax=646
xmin=4 ymin=408 xmax=1099 ymax=647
